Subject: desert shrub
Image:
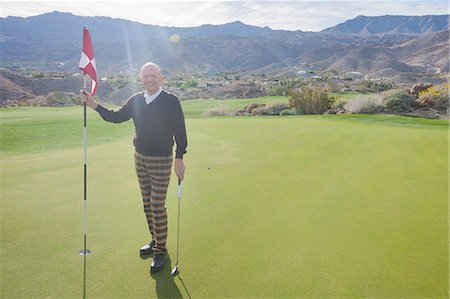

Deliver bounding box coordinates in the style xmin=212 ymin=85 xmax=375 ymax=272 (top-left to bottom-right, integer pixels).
xmin=268 ymin=86 xmax=289 ymax=96
xmin=45 ymin=91 xmax=77 ymax=106
xmin=417 ymin=84 xmax=449 ymax=111
xmin=181 ymin=80 xmax=198 ymax=89
xmin=360 ymin=80 xmax=396 ymax=92
xmin=202 ymin=105 xmax=230 ymax=117
xmin=113 ymin=76 xmax=131 ymax=89
xmin=333 ymin=100 xmax=346 ymax=110
xmin=32 ymin=72 xmax=45 ymax=78
xmin=279 ymin=109 xmax=297 ymax=116
xmin=245 ymin=102 xmax=265 ymax=112
xmin=236 ymin=102 xmax=289 ymax=116
xmin=288 ymin=85 xmax=332 ymax=115
xmin=262 ymin=102 xmax=290 ymax=115
xmin=326 ymin=82 xmax=342 ymax=93
xmin=251 ymin=106 xmax=266 ymax=116
xmin=344 ymin=95 xmax=384 ymax=114
xmin=383 ymin=89 xmax=415 ymax=113
xmin=241 ymin=103 xmax=266 ymax=115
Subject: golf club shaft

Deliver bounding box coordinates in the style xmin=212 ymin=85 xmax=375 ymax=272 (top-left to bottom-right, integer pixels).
xmin=176 ymin=179 xmax=181 ymax=263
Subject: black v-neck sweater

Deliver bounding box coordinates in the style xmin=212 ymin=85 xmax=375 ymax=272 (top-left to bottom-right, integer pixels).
xmin=94 ymin=90 xmax=187 ymax=159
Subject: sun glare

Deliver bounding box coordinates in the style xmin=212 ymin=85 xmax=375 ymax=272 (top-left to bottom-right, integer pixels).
xmin=169 ymin=34 xmax=181 ymax=44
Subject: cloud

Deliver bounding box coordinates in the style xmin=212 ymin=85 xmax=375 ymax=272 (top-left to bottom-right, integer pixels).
xmin=2 ymin=1 xmax=448 ymax=31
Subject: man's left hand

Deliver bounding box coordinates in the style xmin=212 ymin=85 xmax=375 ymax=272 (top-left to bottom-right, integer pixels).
xmin=174 ymin=158 xmax=185 ymax=181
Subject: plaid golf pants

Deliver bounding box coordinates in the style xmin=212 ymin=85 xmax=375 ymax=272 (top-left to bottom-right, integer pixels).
xmin=134 ymin=151 xmax=173 ymax=255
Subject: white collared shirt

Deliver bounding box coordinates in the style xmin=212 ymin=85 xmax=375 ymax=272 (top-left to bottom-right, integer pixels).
xmin=144 ymin=87 xmax=162 ymax=105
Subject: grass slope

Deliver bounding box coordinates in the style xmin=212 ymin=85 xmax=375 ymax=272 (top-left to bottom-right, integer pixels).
xmin=1 ymin=103 xmax=448 ymax=298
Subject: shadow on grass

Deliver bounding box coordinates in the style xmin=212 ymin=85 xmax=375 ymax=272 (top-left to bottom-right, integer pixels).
xmin=141 ymin=254 xmax=191 ymax=299
xmin=82 ymin=254 xmax=87 ymax=299
xmin=176 ymin=275 xmax=192 ymax=299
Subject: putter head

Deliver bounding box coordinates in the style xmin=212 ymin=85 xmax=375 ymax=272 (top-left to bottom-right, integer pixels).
xmin=170 ymin=264 xmax=179 ymax=277
xmin=79 ymin=249 xmax=91 ymax=256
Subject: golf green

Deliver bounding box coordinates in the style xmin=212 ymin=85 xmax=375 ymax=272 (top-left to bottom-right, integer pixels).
xmin=1 ymin=105 xmax=448 ymax=298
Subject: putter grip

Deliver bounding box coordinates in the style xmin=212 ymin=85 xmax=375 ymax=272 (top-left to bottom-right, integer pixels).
xmin=177 ymin=180 xmax=182 ymax=199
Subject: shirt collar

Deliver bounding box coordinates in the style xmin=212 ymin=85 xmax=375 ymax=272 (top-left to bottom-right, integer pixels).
xmin=144 ymin=87 xmax=163 ymax=104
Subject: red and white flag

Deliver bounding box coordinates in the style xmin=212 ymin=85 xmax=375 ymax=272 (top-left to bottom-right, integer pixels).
xmin=79 ymin=27 xmax=97 ymax=95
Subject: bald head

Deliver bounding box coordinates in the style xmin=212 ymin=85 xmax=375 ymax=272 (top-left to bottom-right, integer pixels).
xmin=140 ymin=62 xmax=163 ymax=94
xmin=140 ymin=62 xmax=161 ymax=75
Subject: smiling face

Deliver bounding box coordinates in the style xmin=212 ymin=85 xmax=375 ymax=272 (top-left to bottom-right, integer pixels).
xmin=140 ymin=63 xmax=163 ymax=94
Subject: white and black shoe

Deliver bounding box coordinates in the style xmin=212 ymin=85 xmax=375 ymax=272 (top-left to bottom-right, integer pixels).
xmin=150 ymin=254 xmax=165 ymax=273
xmin=139 ymin=240 xmax=155 ymax=255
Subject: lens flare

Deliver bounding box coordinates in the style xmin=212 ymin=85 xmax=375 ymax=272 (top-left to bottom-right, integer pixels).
xmin=169 ymin=34 xmax=181 ymax=43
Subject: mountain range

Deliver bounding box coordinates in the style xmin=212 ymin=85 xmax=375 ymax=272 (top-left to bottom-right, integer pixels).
xmin=0 ymin=11 xmax=449 ymax=78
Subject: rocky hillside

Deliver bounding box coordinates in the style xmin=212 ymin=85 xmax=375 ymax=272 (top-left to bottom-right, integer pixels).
xmin=322 ymin=15 xmax=449 ymax=35
xmin=1 ymin=12 xmax=448 ymax=106
xmin=290 ymin=30 xmax=450 ymax=78
xmin=1 ymin=12 xmax=448 ymax=77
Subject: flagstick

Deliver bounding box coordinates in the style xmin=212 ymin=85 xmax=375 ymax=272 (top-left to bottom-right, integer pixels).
xmin=80 ymin=75 xmax=90 ymax=257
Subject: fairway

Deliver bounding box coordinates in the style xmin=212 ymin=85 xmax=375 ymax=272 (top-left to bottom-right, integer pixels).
xmin=1 ymin=105 xmax=448 ymax=298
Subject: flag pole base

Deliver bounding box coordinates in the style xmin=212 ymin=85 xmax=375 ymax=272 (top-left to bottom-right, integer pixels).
xmin=79 ymin=249 xmax=91 ymax=256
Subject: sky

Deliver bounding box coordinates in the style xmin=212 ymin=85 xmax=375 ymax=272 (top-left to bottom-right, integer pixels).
xmin=1 ymin=0 xmax=449 ymax=31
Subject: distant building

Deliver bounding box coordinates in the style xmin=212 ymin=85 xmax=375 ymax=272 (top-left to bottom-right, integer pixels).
xmin=426 ymin=67 xmax=441 ymax=74
xmin=347 ymin=71 xmax=362 ymax=77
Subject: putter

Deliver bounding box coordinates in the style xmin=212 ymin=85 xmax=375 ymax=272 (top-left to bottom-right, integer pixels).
xmin=170 ymin=179 xmax=182 ymax=277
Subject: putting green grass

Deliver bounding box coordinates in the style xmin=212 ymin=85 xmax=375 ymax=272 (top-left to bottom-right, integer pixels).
xmin=1 ymin=104 xmax=448 ymax=298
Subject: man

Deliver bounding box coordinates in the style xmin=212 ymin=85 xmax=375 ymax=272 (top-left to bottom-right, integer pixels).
xmin=80 ymin=62 xmax=187 ymax=273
